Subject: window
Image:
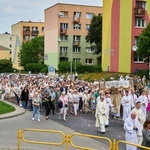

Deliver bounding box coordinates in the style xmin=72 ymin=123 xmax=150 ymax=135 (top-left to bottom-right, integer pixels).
xmin=10 ymin=51 xmax=11 ymax=54
xmin=24 ymin=35 xmax=30 ymax=40
xmin=9 ymin=44 xmax=12 ymax=48
xmin=32 ymin=27 xmax=38 ymax=31
xmin=86 ymin=13 xmax=94 ymax=19
xmin=135 ymin=19 xmax=146 ymax=27
xmin=59 ymin=11 xmax=68 ymax=17
xmin=136 ymin=1 xmax=146 ymax=9
xmin=73 ymin=24 xmax=81 ymax=30
xmin=73 ymin=47 xmax=81 ymax=53
xmin=86 ymin=47 xmax=93 ymax=53
xmin=74 ymin=12 xmax=81 ymax=18
xmin=134 ymin=36 xmax=139 ymax=44
xmin=134 ymin=52 xmax=144 ymax=63
xmin=32 ymin=36 xmax=36 ymax=39
xmin=73 ymin=58 xmax=81 ymax=63
xmin=42 ymin=27 xmax=44 ymax=32
xmin=60 ymin=23 xmax=68 ymax=29
xmin=86 ymin=24 xmax=90 ymax=30
xmin=73 ymin=35 xmax=81 ymax=41
xmin=23 ymin=26 xmax=30 ymax=31
xmin=60 ymin=47 xmax=68 ymax=53
xmin=85 ymin=58 xmax=93 ymax=64
xmin=60 ymin=35 xmax=68 ymax=41
xmin=10 ymin=37 xmax=12 ymax=41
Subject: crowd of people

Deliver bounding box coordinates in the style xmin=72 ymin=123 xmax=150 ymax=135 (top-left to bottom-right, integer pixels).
xmin=0 ymin=73 xmax=150 ymax=149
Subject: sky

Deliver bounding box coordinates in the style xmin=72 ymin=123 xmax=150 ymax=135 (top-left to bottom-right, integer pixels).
xmin=0 ymin=0 xmax=102 ymax=34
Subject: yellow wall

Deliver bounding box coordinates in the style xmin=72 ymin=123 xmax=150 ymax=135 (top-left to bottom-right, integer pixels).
xmin=0 ymin=50 xmax=10 ymax=60
xmin=119 ymin=0 xmax=132 ymax=73
xmin=102 ymin=0 xmax=113 ymax=71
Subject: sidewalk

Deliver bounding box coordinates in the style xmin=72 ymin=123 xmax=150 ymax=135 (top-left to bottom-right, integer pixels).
xmin=0 ymin=100 xmax=109 ymax=150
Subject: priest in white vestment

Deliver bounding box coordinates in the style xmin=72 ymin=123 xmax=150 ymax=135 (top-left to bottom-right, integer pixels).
xmin=131 ymin=101 xmax=146 ymax=145
xmin=124 ymin=111 xmax=140 ymax=150
xmin=95 ymin=95 xmax=107 ymax=134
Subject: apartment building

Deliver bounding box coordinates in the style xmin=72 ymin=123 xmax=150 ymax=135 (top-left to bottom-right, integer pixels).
xmin=44 ymin=3 xmax=102 ymax=70
xmin=10 ymin=21 xmax=44 ymax=69
xmin=0 ymin=33 xmax=21 ymax=69
xmin=102 ymin=0 xmax=150 ymax=73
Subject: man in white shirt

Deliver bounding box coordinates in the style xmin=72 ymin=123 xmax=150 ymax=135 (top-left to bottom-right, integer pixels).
xmin=131 ymin=101 xmax=146 ymax=145
xmin=121 ymin=90 xmax=134 ymax=121
xmin=137 ymin=90 xmax=148 ymax=118
xmin=124 ymin=111 xmax=140 ymax=150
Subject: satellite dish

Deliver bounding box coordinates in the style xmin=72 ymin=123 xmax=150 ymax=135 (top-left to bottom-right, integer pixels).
xmin=132 ymin=45 xmax=138 ymax=51
xmin=58 ymin=12 xmax=64 ymax=17
xmin=58 ymin=39 xmax=61 ymax=42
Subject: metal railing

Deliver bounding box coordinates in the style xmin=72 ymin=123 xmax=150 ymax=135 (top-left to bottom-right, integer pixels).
xmin=17 ymin=128 xmax=150 ymax=150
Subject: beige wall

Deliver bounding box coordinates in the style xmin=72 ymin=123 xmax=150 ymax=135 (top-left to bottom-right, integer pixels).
xmin=0 ymin=50 xmax=10 ymax=60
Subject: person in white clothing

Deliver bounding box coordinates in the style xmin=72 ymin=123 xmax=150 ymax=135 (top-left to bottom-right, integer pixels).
xmin=129 ymin=89 xmax=137 ymax=106
xmin=104 ymin=92 xmax=113 ymax=127
xmin=131 ymin=101 xmax=146 ymax=145
xmin=137 ymin=90 xmax=148 ymax=118
xmin=121 ymin=90 xmax=134 ymax=121
xmin=124 ymin=111 xmax=140 ymax=150
xmin=73 ymin=89 xmax=80 ymax=117
xmin=95 ymin=95 xmax=107 ymax=134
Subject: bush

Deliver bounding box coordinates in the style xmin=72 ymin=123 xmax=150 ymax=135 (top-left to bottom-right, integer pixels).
xmin=136 ymin=69 xmax=149 ymax=79
xmin=41 ymin=67 xmax=48 ymax=73
xmin=25 ymin=63 xmax=47 ymax=73
xmin=0 ymin=59 xmax=13 ymax=73
xmin=58 ymin=61 xmax=102 ymax=74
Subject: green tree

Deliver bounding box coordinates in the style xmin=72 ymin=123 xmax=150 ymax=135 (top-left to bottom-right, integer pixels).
xmin=0 ymin=59 xmax=13 ymax=73
xmin=86 ymin=14 xmax=102 ymax=55
xmin=18 ymin=36 xmax=44 ymax=67
xmin=137 ymin=23 xmax=150 ymax=64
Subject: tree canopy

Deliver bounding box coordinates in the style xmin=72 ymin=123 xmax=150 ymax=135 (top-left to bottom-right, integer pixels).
xmin=137 ymin=23 xmax=150 ymax=63
xmin=85 ymin=14 xmax=102 ymax=55
xmin=18 ymin=36 xmax=44 ymax=67
xmin=0 ymin=59 xmax=13 ymax=73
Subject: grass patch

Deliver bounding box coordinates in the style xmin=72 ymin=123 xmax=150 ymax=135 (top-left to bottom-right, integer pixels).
xmin=0 ymin=101 xmax=15 ymax=115
xmin=78 ymin=72 xmax=134 ymax=82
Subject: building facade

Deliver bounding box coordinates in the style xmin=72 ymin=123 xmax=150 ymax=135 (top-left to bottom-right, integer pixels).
xmin=11 ymin=21 xmax=44 ymax=69
xmin=44 ymin=3 xmax=102 ymax=70
xmin=102 ymin=0 xmax=150 ymax=73
xmin=0 ymin=33 xmax=21 ymax=69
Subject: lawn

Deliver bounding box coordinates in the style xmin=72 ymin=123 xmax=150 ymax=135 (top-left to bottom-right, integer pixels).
xmin=0 ymin=101 xmax=15 ymax=115
xmin=78 ymin=72 xmax=132 ymax=82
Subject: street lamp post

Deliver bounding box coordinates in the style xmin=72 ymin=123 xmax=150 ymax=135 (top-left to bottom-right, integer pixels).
xmin=58 ymin=12 xmax=73 ymax=81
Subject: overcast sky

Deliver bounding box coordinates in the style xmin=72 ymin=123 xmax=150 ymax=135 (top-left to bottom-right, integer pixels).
xmin=0 ymin=0 xmax=102 ymax=34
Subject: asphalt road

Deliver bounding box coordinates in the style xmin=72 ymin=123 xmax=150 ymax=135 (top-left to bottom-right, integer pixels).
xmin=40 ymin=108 xmax=126 ymax=149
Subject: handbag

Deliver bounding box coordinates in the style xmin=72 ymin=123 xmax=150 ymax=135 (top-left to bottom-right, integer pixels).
xmin=65 ymin=104 xmax=68 ymax=107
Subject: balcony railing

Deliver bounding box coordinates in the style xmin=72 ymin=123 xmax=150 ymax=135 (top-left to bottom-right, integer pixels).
xmin=31 ymin=30 xmax=39 ymax=35
xmin=60 ymin=28 xmax=67 ymax=34
xmin=23 ymin=30 xmax=30 ymax=35
xmin=134 ymin=7 xmax=145 ymax=17
xmin=73 ymin=40 xmax=80 ymax=46
xmin=73 ymin=16 xmax=80 ymax=23
xmin=60 ymin=52 xmax=67 ymax=57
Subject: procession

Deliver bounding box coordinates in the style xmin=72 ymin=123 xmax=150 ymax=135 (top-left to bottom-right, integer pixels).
xmin=0 ymin=73 xmax=150 ymax=150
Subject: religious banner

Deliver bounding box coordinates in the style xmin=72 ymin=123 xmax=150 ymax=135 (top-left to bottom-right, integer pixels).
xmin=105 ymin=80 xmax=130 ymax=89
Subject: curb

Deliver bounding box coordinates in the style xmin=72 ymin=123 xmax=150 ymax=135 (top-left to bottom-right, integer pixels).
xmin=0 ymin=99 xmax=26 ymax=120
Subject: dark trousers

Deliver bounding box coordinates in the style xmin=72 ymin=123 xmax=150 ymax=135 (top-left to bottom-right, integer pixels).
xmin=44 ymin=102 xmax=50 ymax=117
xmin=50 ymin=102 xmax=55 ymax=115
xmin=79 ymin=97 xmax=83 ymax=110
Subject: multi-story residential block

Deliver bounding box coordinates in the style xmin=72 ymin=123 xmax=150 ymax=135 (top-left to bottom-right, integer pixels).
xmin=44 ymin=3 xmax=102 ymax=70
xmin=102 ymin=0 xmax=150 ymax=73
xmin=0 ymin=44 xmax=11 ymax=61
xmin=0 ymin=33 xmax=21 ymax=69
xmin=10 ymin=21 xmax=44 ymax=69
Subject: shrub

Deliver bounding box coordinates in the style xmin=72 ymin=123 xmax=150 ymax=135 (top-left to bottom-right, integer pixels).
xmin=0 ymin=59 xmax=13 ymax=73
xmin=136 ymin=69 xmax=149 ymax=79
xmin=25 ymin=63 xmax=47 ymax=73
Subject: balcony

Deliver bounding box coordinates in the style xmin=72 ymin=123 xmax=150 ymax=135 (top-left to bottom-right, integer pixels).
xmin=31 ymin=30 xmax=39 ymax=35
xmin=73 ymin=40 xmax=80 ymax=46
xmin=73 ymin=16 xmax=80 ymax=23
xmin=134 ymin=7 xmax=145 ymax=18
xmin=23 ymin=30 xmax=30 ymax=35
xmin=60 ymin=52 xmax=67 ymax=57
xmin=60 ymin=28 xmax=67 ymax=35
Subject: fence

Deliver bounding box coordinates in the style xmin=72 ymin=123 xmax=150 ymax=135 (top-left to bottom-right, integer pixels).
xmin=17 ymin=128 xmax=150 ymax=150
